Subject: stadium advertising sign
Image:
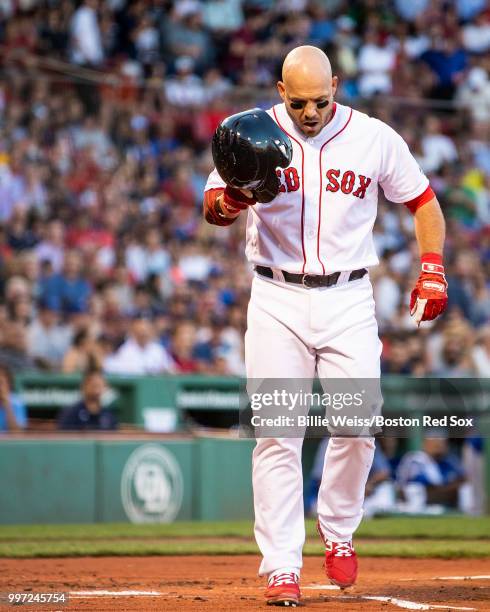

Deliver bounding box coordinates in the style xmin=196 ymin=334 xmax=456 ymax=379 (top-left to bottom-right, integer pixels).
xmin=121 ymin=444 xmax=183 ymax=523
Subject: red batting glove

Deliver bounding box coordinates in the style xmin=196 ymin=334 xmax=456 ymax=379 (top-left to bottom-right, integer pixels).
xmin=410 ymin=253 xmax=448 ymax=326
xmin=222 ymin=186 xmax=256 ymax=214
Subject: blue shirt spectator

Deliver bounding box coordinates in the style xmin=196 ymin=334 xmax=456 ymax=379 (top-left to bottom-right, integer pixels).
xmin=396 ymin=437 xmax=466 ymax=509
xmin=456 ymin=0 xmax=487 ymax=21
xmin=447 ymin=277 xmax=473 ymax=321
xmin=58 ymin=400 xmax=117 ymax=430
xmin=58 ymin=370 xmax=118 ymax=431
xmin=0 ymin=393 xmax=27 ymax=431
xmin=398 ymin=450 xmax=464 ymax=487
xmin=0 ymin=366 xmax=27 ymax=432
xmin=395 ymin=0 xmax=429 ymax=21
xmin=421 ymin=44 xmax=467 ymax=88
xmin=308 ymin=6 xmax=336 ymax=46
xmin=40 ymin=251 xmax=91 ymax=313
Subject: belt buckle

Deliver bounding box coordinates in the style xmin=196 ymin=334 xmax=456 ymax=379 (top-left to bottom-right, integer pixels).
xmin=302 ymin=274 xmax=316 ymax=288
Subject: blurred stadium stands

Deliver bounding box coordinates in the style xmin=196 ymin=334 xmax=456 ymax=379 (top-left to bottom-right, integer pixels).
xmin=0 ymin=0 xmax=488 ymax=384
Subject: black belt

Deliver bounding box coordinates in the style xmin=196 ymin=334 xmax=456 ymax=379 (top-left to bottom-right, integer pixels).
xmin=255 ymin=266 xmax=367 ymax=288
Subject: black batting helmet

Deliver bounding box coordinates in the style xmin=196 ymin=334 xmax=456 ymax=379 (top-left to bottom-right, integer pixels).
xmin=212 ymin=108 xmax=293 ymax=203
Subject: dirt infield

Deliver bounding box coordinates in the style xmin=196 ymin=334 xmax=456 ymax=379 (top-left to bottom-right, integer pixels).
xmin=1 ymin=556 xmax=489 ymax=611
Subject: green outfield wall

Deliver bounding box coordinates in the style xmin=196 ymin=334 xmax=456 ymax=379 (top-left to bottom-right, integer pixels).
xmin=0 ymin=440 xmax=98 ymax=523
xmin=0 ymin=437 xmax=256 ymax=524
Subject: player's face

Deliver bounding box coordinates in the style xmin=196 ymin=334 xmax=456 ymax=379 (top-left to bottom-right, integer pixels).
xmin=277 ymin=77 xmax=338 ymax=137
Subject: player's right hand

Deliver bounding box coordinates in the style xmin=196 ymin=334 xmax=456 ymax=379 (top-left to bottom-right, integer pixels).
xmin=223 ymin=185 xmax=257 ymax=212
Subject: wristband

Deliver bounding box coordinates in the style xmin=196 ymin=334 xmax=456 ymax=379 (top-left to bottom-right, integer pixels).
xmin=421 ymin=252 xmax=443 ymax=265
xmin=421 ymin=252 xmax=444 ymax=275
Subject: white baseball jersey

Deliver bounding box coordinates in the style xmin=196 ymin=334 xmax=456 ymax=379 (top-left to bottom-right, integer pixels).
xmin=204 ymin=102 xmax=429 ymax=275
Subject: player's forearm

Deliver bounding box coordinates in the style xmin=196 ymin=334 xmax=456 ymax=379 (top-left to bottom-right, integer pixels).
xmin=203 ymin=188 xmax=241 ymax=227
xmin=413 ymin=197 xmax=446 ymax=257
xmin=410 ymin=196 xmax=448 ymax=325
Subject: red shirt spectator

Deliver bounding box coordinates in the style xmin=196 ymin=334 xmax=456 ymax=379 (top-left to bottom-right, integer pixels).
xmin=162 ymin=166 xmax=196 ymax=208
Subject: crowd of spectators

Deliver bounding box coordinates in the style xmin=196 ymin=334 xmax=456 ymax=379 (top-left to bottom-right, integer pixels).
xmin=306 ymin=434 xmax=485 ymax=516
xmin=0 ymin=0 xmax=488 ymax=385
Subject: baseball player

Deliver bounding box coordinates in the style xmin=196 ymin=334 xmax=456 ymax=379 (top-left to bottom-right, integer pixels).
xmin=204 ymin=46 xmax=447 ymax=607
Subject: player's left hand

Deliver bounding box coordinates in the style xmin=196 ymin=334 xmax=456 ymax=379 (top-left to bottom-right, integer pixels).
xmin=410 ymin=254 xmax=448 ymax=326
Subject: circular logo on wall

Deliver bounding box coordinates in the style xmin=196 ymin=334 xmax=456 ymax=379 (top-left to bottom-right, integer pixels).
xmin=121 ymin=444 xmax=184 ymax=523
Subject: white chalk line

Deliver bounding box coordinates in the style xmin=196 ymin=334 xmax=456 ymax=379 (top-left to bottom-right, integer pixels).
xmin=305 ymin=586 xmax=479 ymax=611
xmin=68 ymin=588 xmax=480 ymax=610
xmin=400 ymin=575 xmax=490 ymax=582
xmin=340 ymin=595 xmax=475 ymax=611
xmin=436 ymin=575 xmax=490 ymax=581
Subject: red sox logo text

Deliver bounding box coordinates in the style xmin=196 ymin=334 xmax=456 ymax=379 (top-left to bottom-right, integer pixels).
xmin=277 ymin=167 xmax=372 ymax=199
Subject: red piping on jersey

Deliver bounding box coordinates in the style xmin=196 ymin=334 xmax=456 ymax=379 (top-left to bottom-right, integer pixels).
xmin=317 ymin=107 xmax=353 ymax=273
xmin=272 ymin=105 xmax=307 ymax=272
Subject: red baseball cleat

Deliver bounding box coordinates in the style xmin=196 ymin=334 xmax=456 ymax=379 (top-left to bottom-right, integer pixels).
xmin=317 ymin=521 xmax=358 ymax=588
xmin=265 ymin=571 xmax=301 ymax=607
xmin=324 ymin=539 xmax=357 ymax=588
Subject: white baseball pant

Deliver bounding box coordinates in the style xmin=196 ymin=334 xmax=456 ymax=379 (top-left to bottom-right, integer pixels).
xmin=245 ymin=272 xmax=381 ymax=576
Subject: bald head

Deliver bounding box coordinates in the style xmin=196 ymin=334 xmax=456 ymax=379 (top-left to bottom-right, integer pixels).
xmin=278 ymin=46 xmax=338 ymax=137
xmin=282 ymin=46 xmax=332 ymax=86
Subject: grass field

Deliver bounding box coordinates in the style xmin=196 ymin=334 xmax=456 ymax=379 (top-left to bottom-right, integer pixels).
xmin=1 ymin=516 xmax=489 ymax=559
